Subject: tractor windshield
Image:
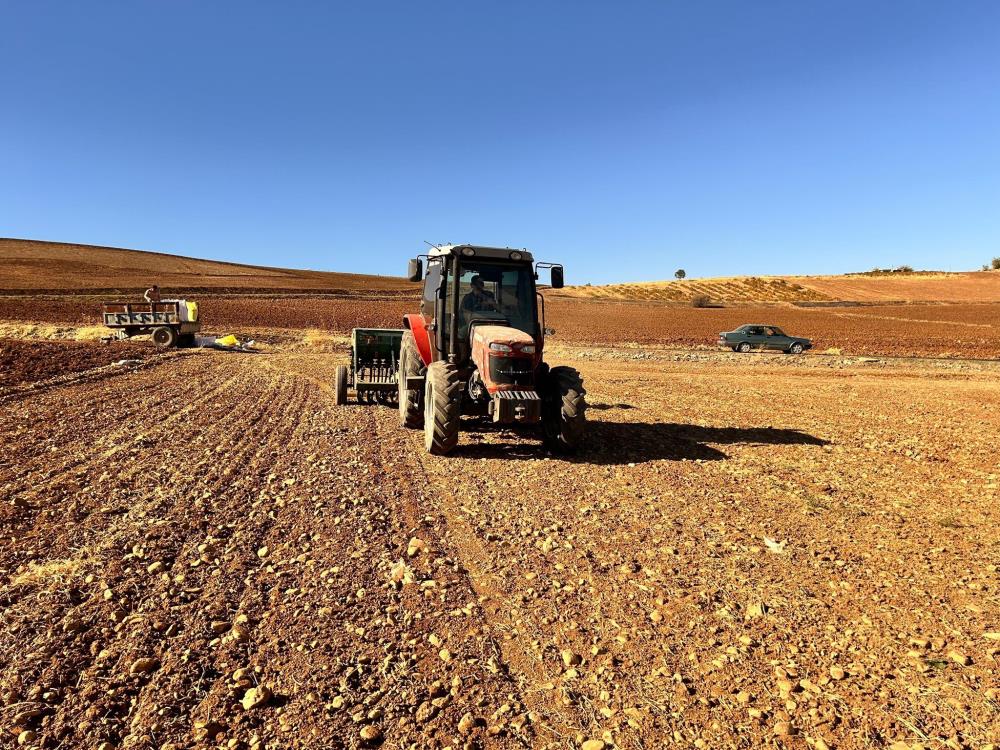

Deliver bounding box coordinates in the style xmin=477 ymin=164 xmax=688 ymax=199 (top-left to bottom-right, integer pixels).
xmin=451 ymin=261 xmax=536 ymax=339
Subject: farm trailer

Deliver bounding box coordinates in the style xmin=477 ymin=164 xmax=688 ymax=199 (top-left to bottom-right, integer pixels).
xmin=101 ymin=300 xmax=201 ymax=348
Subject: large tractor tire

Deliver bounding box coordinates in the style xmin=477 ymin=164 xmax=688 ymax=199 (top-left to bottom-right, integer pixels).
xmin=423 ymin=361 xmax=461 ymax=455
xmin=334 ymin=365 xmax=349 ymax=405
xmin=542 ymin=366 xmax=587 ymax=453
xmin=152 ymin=326 xmax=178 ymax=348
xmin=398 ymin=331 xmax=424 ymax=428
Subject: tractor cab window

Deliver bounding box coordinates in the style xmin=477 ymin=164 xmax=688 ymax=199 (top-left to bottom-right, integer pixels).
xmin=445 ymin=261 xmax=536 ymax=340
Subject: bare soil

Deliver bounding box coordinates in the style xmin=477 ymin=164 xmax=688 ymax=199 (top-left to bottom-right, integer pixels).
xmin=0 ymin=339 xmax=162 ymax=388
xmin=0 ymin=239 xmax=414 ymax=292
xmin=3 ymin=296 xmax=1000 ymax=359
xmin=1 ymin=345 xmax=998 ymax=750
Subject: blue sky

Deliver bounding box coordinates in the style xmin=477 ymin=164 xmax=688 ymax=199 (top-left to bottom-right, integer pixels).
xmin=2 ymin=2 xmax=999 ymax=284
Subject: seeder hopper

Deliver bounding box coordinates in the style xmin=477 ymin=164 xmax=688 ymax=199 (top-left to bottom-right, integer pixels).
xmin=335 ymin=328 xmax=403 ymax=405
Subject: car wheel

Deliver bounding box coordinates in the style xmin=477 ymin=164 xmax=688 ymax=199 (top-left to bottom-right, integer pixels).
xmin=737 ymin=342 xmax=751 ymax=353
xmin=789 ymin=343 xmax=804 ymax=354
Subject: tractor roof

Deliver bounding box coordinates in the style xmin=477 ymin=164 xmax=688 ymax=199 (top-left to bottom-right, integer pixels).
xmin=427 ymin=244 xmax=534 ymax=263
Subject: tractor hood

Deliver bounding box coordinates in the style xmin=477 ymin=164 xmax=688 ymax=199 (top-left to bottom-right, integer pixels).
xmin=471 ymin=325 xmax=535 ymax=350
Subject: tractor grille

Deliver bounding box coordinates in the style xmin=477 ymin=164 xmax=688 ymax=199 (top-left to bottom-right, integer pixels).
xmin=489 ymin=356 xmax=534 ymax=387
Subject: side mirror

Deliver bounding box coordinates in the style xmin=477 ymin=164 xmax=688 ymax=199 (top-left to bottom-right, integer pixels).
xmin=550 ymin=265 xmax=564 ymax=289
xmin=407 ymin=258 xmax=423 ymax=282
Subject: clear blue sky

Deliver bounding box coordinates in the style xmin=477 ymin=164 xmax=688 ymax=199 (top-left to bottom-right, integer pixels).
xmin=3 ymin=2 xmax=999 ymax=284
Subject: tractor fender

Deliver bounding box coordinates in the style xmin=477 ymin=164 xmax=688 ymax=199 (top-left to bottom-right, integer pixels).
xmin=404 ymin=313 xmax=434 ymax=366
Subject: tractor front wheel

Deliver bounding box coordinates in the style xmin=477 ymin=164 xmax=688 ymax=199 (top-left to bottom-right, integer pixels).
xmin=423 ymin=361 xmax=461 ymax=455
xmin=542 ymin=366 xmax=586 ymax=453
xmin=335 ymin=365 xmax=349 ymax=405
xmin=398 ymin=331 xmax=424 ymax=428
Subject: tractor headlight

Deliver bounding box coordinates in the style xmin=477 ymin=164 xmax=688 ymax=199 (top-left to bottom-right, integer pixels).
xmin=461 ymin=247 xmax=476 ymax=256
xmin=519 ymin=344 xmax=536 ymax=353
xmin=489 ymin=343 xmax=512 ymax=352
xmin=509 ymin=251 xmax=522 ymax=261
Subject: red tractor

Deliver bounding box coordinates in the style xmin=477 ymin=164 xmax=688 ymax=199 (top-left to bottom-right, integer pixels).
xmin=398 ymin=244 xmax=586 ymax=455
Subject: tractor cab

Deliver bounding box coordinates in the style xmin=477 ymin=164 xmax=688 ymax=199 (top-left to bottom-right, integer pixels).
xmin=409 ymin=246 xmax=551 ymax=366
xmin=398 ymin=244 xmax=583 ymax=455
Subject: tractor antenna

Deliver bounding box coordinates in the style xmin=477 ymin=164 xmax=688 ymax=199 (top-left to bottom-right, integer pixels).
xmin=423 ymin=240 xmax=444 ymax=251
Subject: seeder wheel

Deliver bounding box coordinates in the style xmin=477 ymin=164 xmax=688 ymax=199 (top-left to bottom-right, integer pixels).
xmin=334 ymin=366 xmax=348 ymax=405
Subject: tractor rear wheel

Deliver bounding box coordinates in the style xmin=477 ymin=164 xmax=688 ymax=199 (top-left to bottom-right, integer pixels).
xmin=542 ymin=366 xmax=586 ymax=453
xmin=398 ymin=331 xmax=424 ymax=428
xmin=335 ymin=365 xmax=349 ymax=405
xmin=152 ymin=326 xmax=178 ymax=348
xmin=423 ymin=361 xmax=461 ymax=455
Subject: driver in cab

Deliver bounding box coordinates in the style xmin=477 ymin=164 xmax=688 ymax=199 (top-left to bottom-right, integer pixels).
xmin=461 ymin=275 xmax=498 ymax=314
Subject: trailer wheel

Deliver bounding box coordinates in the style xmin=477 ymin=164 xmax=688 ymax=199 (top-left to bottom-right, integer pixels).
xmin=398 ymin=331 xmax=424 ymax=428
xmin=335 ymin=365 xmax=349 ymax=405
xmin=423 ymin=361 xmax=461 ymax=455
xmin=542 ymin=366 xmax=587 ymax=453
xmin=152 ymin=326 xmax=178 ymax=348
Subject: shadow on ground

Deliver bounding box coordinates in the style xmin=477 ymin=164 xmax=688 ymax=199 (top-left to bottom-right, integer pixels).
xmin=456 ymin=421 xmax=829 ymax=464
xmin=588 ymin=401 xmax=637 ymax=411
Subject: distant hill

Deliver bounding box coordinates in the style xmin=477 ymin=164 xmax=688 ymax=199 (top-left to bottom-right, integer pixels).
xmin=556 ymin=276 xmax=830 ymax=303
xmin=557 ymin=271 xmax=1000 ymax=304
xmin=0 ymin=238 xmax=414 ymax=294
xmin=785 ymin=272 xmax=1000 ymax=302
xmin=4 ymin=238 xmax=998 ymax=303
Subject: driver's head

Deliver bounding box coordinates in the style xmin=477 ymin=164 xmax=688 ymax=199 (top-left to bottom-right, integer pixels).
xmin=470 ymin=275 xmax=485 ymax=291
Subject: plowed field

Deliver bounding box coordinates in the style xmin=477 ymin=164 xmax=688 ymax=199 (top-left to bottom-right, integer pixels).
xmin=2 ymin=344 xmax=998 ymax=750
xmin=3 ymin=296 xmax=1000 ymax=359
xmin=0 ymin=339 xmax=162 ymax=388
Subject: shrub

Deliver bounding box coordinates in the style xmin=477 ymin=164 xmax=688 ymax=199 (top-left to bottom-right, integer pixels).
xmin=895 ymin=265 xmax=914 ymax=273
xmin=674 ymin=269 xmax=686 ymax=280
xmin=691 ymin=295 xmax=711 ymax=308
xmin=992 ymin=257 xmax=1000 ymax=270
